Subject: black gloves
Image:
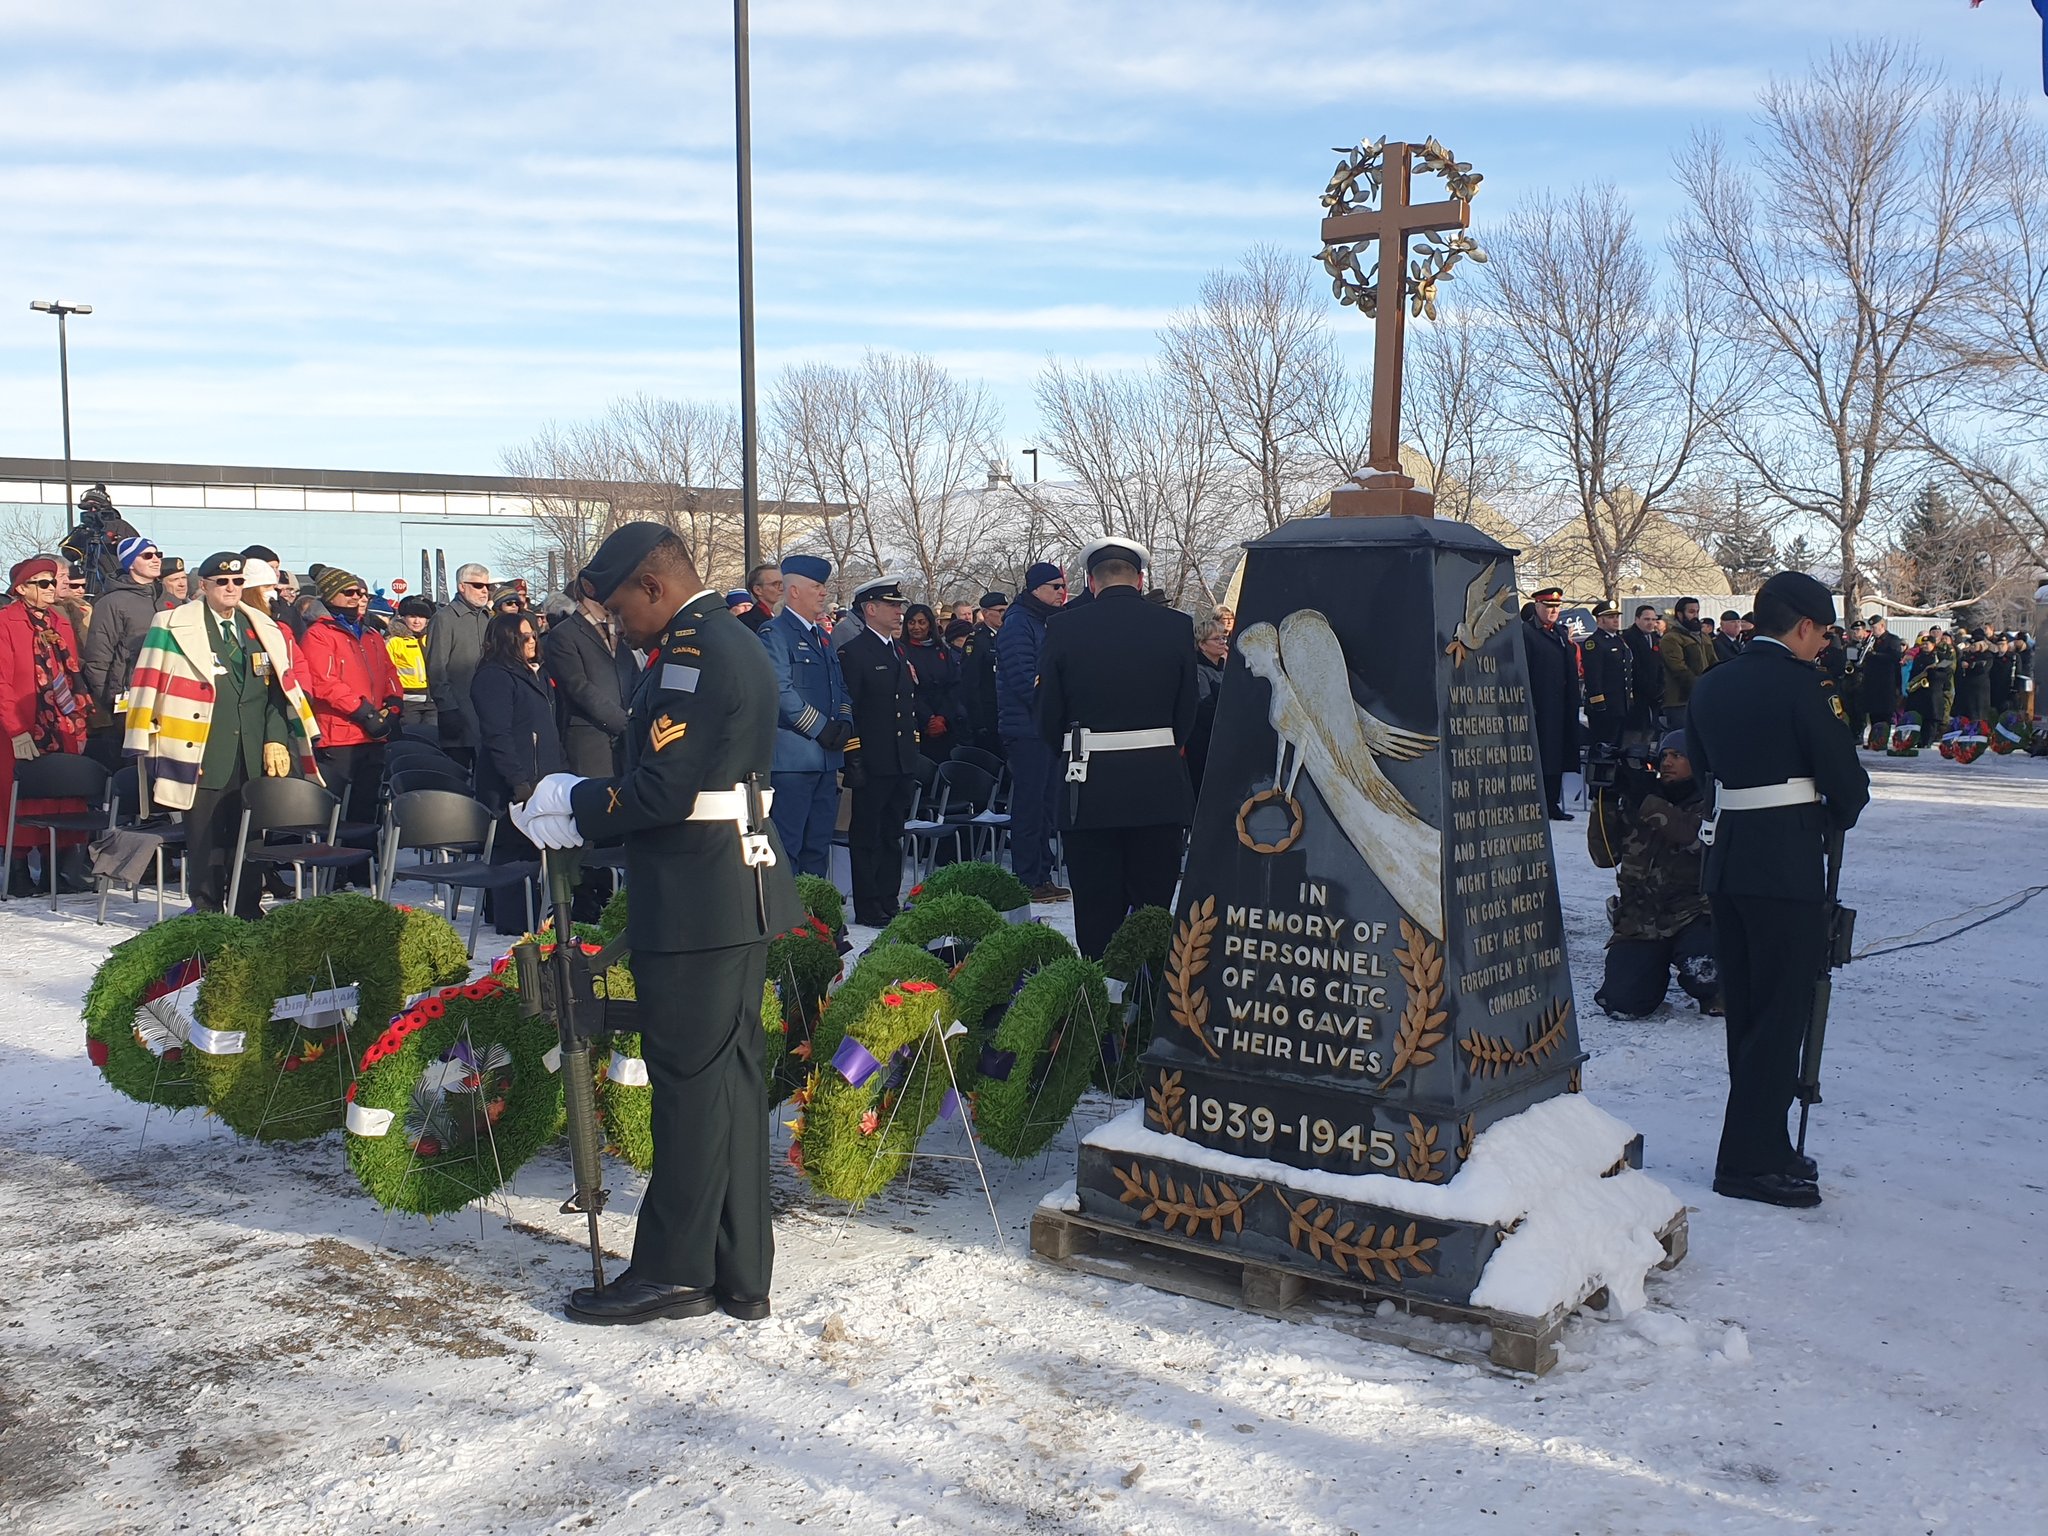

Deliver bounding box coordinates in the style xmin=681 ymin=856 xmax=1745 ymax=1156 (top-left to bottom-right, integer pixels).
xmin=816 ymin=719 xmax=852 ymax=752
xmin=841 ymin=755 xmax=866 ymax=790
xmin=351 ymin=700 xmax=396 ymax=740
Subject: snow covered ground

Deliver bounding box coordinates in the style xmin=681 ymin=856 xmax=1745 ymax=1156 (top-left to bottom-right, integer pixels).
xmin=2 ymin=751 xmax=2044 ymax=1535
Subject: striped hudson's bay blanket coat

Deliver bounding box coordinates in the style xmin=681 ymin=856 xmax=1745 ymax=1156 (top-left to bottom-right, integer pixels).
xmin=122 ymin=602 xmax=322 ymax=810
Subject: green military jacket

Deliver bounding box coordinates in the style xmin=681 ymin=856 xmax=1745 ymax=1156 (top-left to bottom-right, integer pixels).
xmin=198 ymin=605 xmax=292 ymax=786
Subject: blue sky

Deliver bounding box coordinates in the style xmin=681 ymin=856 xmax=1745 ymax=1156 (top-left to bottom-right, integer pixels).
xmin=0 ymin=1 xmax=2035 ymax=478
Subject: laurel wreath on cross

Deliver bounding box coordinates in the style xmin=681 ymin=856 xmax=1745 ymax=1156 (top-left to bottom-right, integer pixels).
xmin=1317 ymin=137 xmax=1488 ymax=320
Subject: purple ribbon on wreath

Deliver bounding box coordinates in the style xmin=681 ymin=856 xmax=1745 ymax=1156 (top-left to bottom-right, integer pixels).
xmin=832 ymin=1036 xmax=882 ymax=1087
xmin=979 ymin=1044 xmax=1016 ymax=1081
xmin=939 ymin=1087 xmax=961 ymax=1121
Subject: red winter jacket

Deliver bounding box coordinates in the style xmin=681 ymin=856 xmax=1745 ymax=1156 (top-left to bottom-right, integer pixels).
xmin=298 ymin=614 xmax=403 ymax=747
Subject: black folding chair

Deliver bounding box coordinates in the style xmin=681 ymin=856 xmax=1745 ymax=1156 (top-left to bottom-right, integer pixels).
xmin=377 ymin=789 xmax=539 ymax=956
xmin=94 ymin=763 xmax=189 ymax=923
xmin=938 ymin=759 xmax=1010 ymax=864
xmin=386 ymin=765 xmax=473 ymax=797
xmin=226 ymin=778 xmax=375 ymax=915
xmin=3 ymin=753 xmax=111 ymax=912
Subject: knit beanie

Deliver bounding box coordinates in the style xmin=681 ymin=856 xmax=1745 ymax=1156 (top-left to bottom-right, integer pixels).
xmin=1024 ymin=561 xmax=1063 ymax=592
xmin=317 ymin=567 xmax=366 ymax=602
xmin=116 ymin=536 xmax=160 ymax=571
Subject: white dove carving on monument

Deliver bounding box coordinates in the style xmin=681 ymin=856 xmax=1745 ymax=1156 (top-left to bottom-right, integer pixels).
xmin=1238 ymin=610 xmax=1444 ymax=939
xmin=1446 ymin=562 xmax=1512 ymax=665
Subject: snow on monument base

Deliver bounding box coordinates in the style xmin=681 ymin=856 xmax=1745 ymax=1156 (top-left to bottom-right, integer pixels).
xmin=1066 ymin=1095 xmax=1685 ymax=1323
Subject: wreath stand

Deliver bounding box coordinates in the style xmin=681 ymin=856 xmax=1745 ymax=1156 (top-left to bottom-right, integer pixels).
xmin=826 ymin=1012 xmax=1010 ymax=1256
xmin=374 ymin=1013 xmax=524 ymax=1244
xmin=252 ymin=952 xmax=365 ymax=1145
xmin=133 ymin=953 xmax=210 ymax=1150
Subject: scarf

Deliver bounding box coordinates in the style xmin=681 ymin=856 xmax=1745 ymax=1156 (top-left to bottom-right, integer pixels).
xmin=1014 ymin=590 xmax=1060 ymax=624
xmin=27 ymin=607 xmax=88 ymax=753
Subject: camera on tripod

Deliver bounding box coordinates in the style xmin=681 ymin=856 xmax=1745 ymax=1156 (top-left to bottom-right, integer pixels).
xmin=1584 ymin=740 xmax=1660 ymax=794
xmin=60 ymin=483 xmax=127 ymax=598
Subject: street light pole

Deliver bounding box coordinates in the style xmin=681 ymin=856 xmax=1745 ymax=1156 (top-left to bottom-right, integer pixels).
xmin=733 ymin=0 xmax=761 ymax=576
xmin=1021 ymin=447 xmax=1040 ymax=483
xmin=29 ymin=300 xmax=92 ymax=518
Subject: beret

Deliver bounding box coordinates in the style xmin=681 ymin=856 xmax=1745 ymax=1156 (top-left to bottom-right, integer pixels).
xmin=780 ymin=553 xmax=831 ymax=584
xmin=1758 ymin=570 xmax=1836 ymax=627
xmin=977 ymin=590 xmax=1009 ymax=608
xmin=1077 ymin=537 xmax=1147 ymax=573
xmin=161 ymin=556 xmax=185 ymax=575
xmin=197 ymin=552 xmax=245 ymax=579
xmin=577 ymin=521 xmax=673 ymax=602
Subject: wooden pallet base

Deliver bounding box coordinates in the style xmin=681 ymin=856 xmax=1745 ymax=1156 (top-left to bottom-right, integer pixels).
xmin=1031 ymin=1201 xmax=1687 ymax=1376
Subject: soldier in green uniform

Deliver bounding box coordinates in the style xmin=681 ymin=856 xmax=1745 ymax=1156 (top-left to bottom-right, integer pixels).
xmin=513 ymin=524 xmax=800 ymax=1325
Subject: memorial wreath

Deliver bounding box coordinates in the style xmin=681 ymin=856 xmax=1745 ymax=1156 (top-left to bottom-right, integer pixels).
xmin=906 ymin=860 xmax=1031 ymax=918
xmin=970 ymin=955 xmax=1109 ymax=1161
xmin=83 ymin=910 xmax=247 ymax=1110
xmin=1096 ymin=905 xmax=1172 ymax=1097
xmin=873 ymin=891 xmax=1004 ymax=969
xmin=797 ymin=976 xmax=964 ymax=1203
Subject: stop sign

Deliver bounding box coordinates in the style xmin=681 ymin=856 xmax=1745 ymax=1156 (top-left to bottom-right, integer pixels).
xmin=391 ymin=578 xmax=409 ymax=594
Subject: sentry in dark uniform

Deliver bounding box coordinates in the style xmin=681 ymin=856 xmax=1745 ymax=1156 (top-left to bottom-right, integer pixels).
xmin=837 ymin=575 xmax=923 ymax=926
xmin=1521 ymin=586 xmax=1583 ymax=820
xmin=1580 ymin=601 xmax=1633 ymax=753
xmin=512 ymin=523 xmax=800 ymax=1324
xmin=1684 ymin=570 xmax=1870 ymax=1210
xmin=1035 ymin=539 xmax=1198 ymax=960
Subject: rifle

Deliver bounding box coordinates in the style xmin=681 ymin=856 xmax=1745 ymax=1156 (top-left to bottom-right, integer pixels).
xmin=512 ymin=850 xmax=636 ymax=1289
xmin=1796 ymin=827 xmax=1856 ymax=1157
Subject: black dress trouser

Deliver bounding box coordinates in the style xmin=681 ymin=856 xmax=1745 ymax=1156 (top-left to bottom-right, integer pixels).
xmin=627 ymin=943 xmax=773 ymax=1299
xmin=848 ymin=774 xmax=913 ymax=924
xmin=186 ymin=758 xmax=264 ymax=919
xmin=1062 ymin=824 xmax=1183 ymax=961
xmin=1710 ymin=895 xmax=1828 ymax=1178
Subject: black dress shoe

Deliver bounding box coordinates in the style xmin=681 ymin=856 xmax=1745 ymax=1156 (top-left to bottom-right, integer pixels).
xmin=718 ymin=1294 xmax=771 ymax=1321
xmin=1548 ymin=807 xmax=1575 ymax=822
xmin=1786 ymin=1153 xmax=1818 ymax=1182
xmin=565 ymin=1269 xmax=719 ymax=1326
xmin=1713 ymin=1171 xmax=1821 ymax=1208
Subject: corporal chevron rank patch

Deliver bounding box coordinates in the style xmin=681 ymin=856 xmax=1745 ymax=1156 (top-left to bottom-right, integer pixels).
xmin=650 ymin=713 xmax=688 ymax=752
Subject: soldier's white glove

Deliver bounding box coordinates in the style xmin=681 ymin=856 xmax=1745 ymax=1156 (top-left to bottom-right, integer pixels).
xmin=519 ymin=812 xmax=585 ymax=851
xmin=510 ymin=773 xmax=585 ymax=848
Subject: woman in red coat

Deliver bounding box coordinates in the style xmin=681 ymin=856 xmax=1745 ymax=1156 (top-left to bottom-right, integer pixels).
xmin=295 ymin=567 xmax=404 ymax=845
xmin=1 ymin=556 xmax=94 ymax=892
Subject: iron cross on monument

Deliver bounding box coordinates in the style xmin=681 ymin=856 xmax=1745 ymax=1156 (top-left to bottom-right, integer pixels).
xmin=1316 ymin=137 xmax=1486 ymax=517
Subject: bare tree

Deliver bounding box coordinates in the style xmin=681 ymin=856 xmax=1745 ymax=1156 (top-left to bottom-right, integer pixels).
xmin=1485 ymin=182 xmax=1724 ymax=600
xmin=1031 ymin=359 xmax=1238 ymax=603
xmin=1675 ymin=40 xmax=2008 ymax=611
xmin=1914 ymin=104 xmax=2048 ymax=566
xmin=1403 ymin=304 xmax=1519 ymax=526
xmin=1161 ymin=245 xmax=1355 ymax=532
xmin=766 ymin=352 xmax=1004 ymax=601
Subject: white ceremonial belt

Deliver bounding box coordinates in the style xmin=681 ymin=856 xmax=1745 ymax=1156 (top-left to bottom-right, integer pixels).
xmin=1064 ymin=728 xmax=1176 ymax=755
xmin=1713 ymin=778 xmax=1818 ymax=811
xmin=688 ymin=786 xmax=776 ymax=823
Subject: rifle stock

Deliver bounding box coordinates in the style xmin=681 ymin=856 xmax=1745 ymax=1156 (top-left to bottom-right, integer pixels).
xmin=1797 ymin=828 xmax=1853 ymax=1156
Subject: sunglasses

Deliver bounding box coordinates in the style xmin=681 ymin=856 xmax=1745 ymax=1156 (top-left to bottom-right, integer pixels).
xmin=1047 ymin=581 xmax=1068 ymax=591
xmin=210 ymin=576 xmax=247 ymax=587
xmin=462 ymin=580 xmax=490 ymax=590
xmin=335 ymin=587 xmax=366 ymax=598
xmin=26 ymin=577 xmax=56 ymax=588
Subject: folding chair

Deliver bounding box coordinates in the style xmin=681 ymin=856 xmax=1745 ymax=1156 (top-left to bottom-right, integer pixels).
xmin=937 ymin=759 xmax=1010 ymax=864
xmin=3 ymin=752 xmax=112 ymax=911
xmin=386 ymin=765 xmax=473 ymax=797
xmin=377 ymin=789 xmax=540 ymax=955
xmin=95 ymin=763 xmax=188 ymax=923
xmin=225 ymin=777 xmax=375 ymax=915
xmin=902 ymin=758 xmax=985 ymax=883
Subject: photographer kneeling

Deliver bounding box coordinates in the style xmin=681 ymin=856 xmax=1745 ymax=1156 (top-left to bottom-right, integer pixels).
xmin=1589 ymin=730 xmax=1722 ymax=1019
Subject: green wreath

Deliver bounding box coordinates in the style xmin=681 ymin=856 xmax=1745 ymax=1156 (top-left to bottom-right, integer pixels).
xmin=1095 ymin=906 xmax=1172 ymax=1096
xmin=797 ymin=978 xmax=964 ymax=1203
xmin=82 ymin=911 xmax=247 ymax=1110
xmin=188 ymin=894 xmax=471 ymax=1142
xmin=909 ymin=861 xmax=1031 ymax=916
xmin=768 ymin=920 xmax=843 ymax=1035
xmin=597 ymin=885 xmax=630 ymax=944
xmin=873 ymin=892 xmax=1004 ymax=968
xmin=973 ymin=956 xmax=1110 ymax=1162
xmin=597 ymin=963 xmax=785 ymax=1173
xmin=795 ymin=873 xmax=846 ymax=938
xmin=812 ymin=940 xmax=950 ymax=1063
xmin=344 ymin=976 xmax=563 ymax=1214
xmin=946 ymin=921 xmax=1077 ymax=1040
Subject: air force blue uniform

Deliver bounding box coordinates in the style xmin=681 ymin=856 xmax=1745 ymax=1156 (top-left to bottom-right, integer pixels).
xmin=760 ymin=605 xmax=851 ymax=877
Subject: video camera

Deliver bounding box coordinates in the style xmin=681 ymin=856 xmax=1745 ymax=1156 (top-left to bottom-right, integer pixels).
xmin=60 ymin=483 xmax=127 ymax=598
xmin=1584 ymin=740 xmax=1660 ymax=796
